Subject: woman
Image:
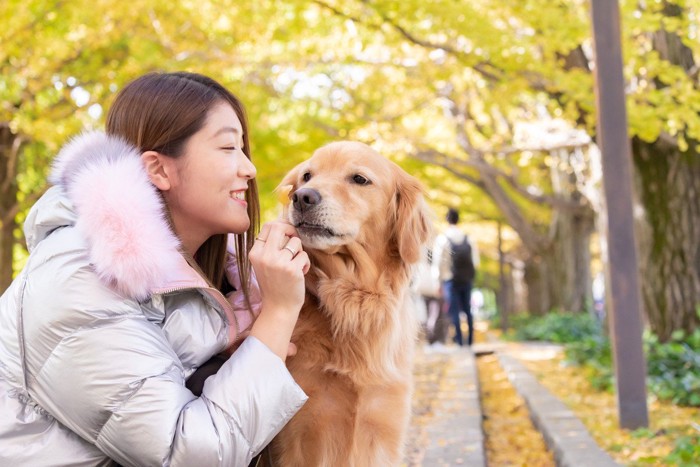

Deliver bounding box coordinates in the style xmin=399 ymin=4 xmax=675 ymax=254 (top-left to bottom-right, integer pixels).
xmin=0 ymin=72 xmax=309 ymax=466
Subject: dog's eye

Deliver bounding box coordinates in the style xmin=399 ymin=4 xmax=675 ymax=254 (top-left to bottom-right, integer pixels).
xmin=302 ymin=172 xmax=311 ymax=182
xmin=352 ymin=174 xmax=371 ymax=185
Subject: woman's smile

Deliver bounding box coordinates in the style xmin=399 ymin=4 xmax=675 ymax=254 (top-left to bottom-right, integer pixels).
xmin=230 ymin=189 xmax=248 ymax=206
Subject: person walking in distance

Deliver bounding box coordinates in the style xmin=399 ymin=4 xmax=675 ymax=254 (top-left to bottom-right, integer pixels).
xmin=432 ymin=208 xmax=479 ymax=347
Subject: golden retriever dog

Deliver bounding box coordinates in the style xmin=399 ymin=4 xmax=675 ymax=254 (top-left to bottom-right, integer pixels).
xmin=264 ymin=141 xmax=431 ymax=467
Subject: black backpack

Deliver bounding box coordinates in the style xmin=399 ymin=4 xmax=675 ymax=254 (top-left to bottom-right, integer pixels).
xmin=449 ymin=237 xmax=475 ymax=285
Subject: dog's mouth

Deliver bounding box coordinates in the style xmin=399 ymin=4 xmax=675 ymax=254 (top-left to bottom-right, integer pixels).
xmin=295 ymin=221 xmax=341 ymax=238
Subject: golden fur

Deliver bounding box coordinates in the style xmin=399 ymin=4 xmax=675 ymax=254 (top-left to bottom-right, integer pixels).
xmin=266 ymin=142 xmax=431 ymax=466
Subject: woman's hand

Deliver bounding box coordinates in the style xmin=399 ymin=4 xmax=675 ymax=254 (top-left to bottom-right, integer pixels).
xmin=249 ymin=221 xmax=310 ymax=313
xmin=248 ymin=222 xmax=310 ymax=360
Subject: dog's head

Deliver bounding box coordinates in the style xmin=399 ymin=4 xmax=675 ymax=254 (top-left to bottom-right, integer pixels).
xmin=278 ymin=141 xmax=431 ymax=264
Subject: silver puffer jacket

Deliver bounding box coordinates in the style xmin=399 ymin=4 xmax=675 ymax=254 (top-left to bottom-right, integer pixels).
xmin=0 ymin=132 xmax=307 ymax=466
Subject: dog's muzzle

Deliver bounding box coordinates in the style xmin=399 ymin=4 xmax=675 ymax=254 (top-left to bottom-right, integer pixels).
xmin=292 ymin=188 xmax=322 ymax=213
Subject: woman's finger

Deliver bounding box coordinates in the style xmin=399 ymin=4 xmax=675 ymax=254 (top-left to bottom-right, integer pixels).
xmin=281 ymin=237 xmax=303 ymax=258
xmin=267 ymin=221 xmax=301 ymax=239
xmin=256 ymin=223 xmax=272 ymax=242
xmin=292 ymin=251 xmax=311 ymax=275
xmin=250 ymin=224 xmax=272 ymax=255
xmin=263 ymin=222 xmax=299 ymax=251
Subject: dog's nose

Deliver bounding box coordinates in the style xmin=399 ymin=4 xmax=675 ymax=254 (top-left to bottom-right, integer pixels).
xmin=292 ymin=188 xmax=322 ymax=211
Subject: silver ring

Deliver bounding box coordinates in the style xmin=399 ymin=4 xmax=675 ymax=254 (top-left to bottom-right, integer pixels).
xmin=283 ymin=245 xmax=297 ymax=256
xmin=256 ymin=237 xmax=267 ymax=242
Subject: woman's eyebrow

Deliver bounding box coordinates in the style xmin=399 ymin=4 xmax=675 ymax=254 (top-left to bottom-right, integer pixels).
xmin=211 ymin=127 xmax=242 ymax=139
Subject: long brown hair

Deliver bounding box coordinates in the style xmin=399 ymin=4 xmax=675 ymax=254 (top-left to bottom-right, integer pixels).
xmin=105 ymin=71 xmax=260 ymax=304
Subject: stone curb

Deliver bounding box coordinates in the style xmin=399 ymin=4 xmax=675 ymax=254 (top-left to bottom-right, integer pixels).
xmin=422 ymin=349 xmax=487 ymax=466
xmin=497 ymin=352 xmax=620 ymax=467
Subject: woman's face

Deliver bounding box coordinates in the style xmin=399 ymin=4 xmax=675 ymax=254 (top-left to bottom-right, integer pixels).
xmin=165 ymin=102 xmax=256 ymax=251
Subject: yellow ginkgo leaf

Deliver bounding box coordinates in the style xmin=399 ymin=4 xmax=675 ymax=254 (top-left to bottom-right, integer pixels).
xmin=277 ymin=185 xmax=293 ymax=206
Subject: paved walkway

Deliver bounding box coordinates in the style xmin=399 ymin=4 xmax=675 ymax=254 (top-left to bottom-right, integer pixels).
xmin=405 ymin=344 xmax=486 ymax=466
xmin=405 ymin=336 xmax=619 ymax=466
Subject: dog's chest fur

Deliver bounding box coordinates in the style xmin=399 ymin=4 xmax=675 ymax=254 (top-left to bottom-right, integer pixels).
xmin=267 ymin=261 xmax=416 ymax=466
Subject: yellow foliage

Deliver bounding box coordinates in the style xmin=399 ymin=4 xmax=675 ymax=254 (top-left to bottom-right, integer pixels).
xmin=477 ymin=352 xmax=555 ymax=467
xmin=517 ymin=346 xmax=700 ymax=465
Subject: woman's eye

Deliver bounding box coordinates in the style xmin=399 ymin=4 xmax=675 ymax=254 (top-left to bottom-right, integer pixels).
xmin=302 ymin=172 xmax=311 ymax=182
xmin=352 ymin=174 xmax=370 ymax=185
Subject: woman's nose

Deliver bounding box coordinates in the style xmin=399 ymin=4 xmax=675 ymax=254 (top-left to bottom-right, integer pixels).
xmin=239 ymin=152 xmax=257 ymax=179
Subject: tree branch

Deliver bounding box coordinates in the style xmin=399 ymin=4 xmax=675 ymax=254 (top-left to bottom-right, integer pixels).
xmin=417 ymin=146 xmax=587 ymax=212
xmin=412 ymin=149 xmax=483 ymax=187
xmin=314 ymin=0 xmax=503 ymax=82
xmin=1 ymin=132 xmax=23 ymax=195
xmin=1 ymin=185 xmax=48 ymax=227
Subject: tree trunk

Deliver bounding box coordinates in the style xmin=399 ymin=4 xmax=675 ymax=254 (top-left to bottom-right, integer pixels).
xmin=524 ymin=257 xmax=548 ymax=315
xmin=632 ymin=137 xmax=700 ymax=341
xmin=0 ymin=124 xmax=19 ymax=293
xmin=510 ymin=259 xmax=528 ymax=313
xmin=497 ymin=222 xmax=512 ymax=330
xmin=572 ymin=210 xmax=595 ymax=312
xmin=546 ymin=208 xmax=595 ymax=313
xmin=498 ymin=265 xmax=516 ymax=323
xmin=523 ymin=206 xmax=595 ymax=315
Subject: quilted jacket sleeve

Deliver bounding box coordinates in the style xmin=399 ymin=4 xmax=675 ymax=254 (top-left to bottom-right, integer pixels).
xmin=22 ymin=252 xmax=306 ymax=467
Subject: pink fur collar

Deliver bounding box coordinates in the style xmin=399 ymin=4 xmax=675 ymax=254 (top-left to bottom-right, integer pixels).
xmin=49 ymin=131 xmax=183 ymax=301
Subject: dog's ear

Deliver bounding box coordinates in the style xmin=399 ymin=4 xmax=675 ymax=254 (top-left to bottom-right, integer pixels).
xmin=276 ymin=163 xmax=302 ymax=195
xmin=275 ymin=162 xmax=304 ymax=191
xmin=390 ymin=166 xmax=432 ymax=264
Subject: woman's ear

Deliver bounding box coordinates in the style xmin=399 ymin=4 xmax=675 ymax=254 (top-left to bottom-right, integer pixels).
xmin=141 ymin=151 xmax=172 ymax=191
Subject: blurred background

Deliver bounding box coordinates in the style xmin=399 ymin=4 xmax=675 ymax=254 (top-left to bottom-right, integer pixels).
xmin=1 ymin=0 xmax=699 ymax=344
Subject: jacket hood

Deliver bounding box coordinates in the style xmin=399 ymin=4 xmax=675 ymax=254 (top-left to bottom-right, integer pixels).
xmin=33 ymin=131 xmax=183 ymax=301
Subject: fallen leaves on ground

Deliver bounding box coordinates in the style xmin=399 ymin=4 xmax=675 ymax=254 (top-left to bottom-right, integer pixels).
xmin=477 ymin=351 xmax=555 ymax=467
xmin=406 ymin=320 xmax=700 ymax=466
xmin=505 ymin=339 xmax=700 ymax=466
